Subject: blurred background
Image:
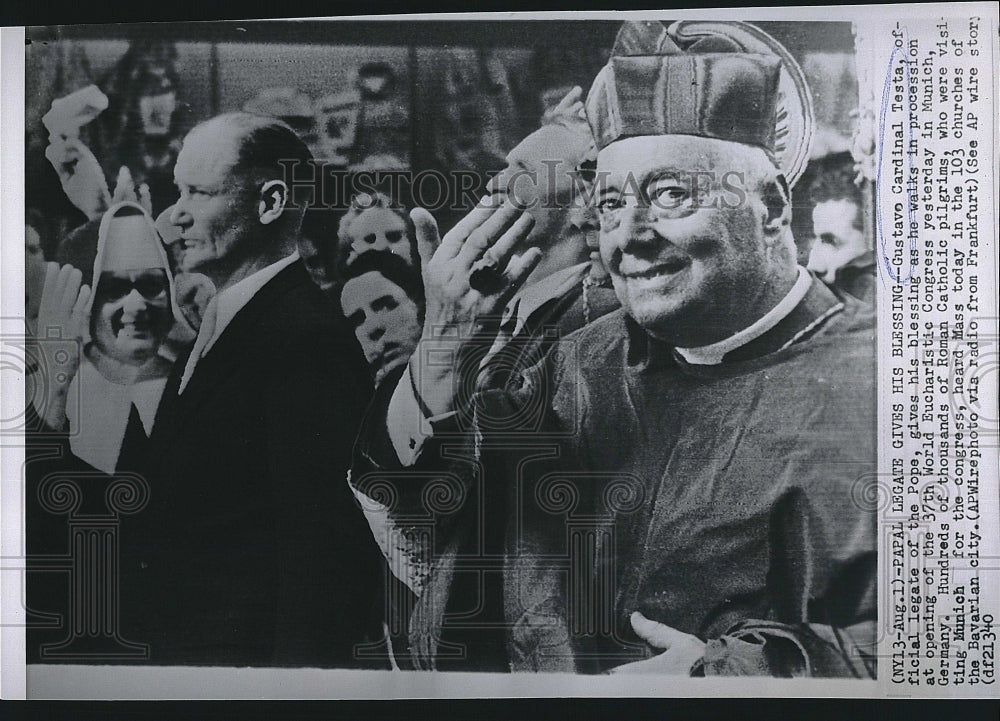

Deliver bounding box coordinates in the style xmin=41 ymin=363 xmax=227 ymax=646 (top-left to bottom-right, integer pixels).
xmin=24 ymin=19 xmax=864 ymax=262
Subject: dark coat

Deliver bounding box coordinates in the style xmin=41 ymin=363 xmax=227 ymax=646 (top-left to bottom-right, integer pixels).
xmin=501 ymin=279 xmax=877 ymax=675
xmin=111 ymin=261 xmax=384 ymax=667
xmin=353 ymin=277 xmax=877 ymax=676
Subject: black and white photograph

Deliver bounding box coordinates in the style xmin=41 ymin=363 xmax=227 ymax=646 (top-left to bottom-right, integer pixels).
xmin=0 ymin=5 xmax=996 ymax=700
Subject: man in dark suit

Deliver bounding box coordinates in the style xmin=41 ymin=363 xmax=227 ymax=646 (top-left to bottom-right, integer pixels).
xmin=116 ymin=113 xmax=383 ymax=667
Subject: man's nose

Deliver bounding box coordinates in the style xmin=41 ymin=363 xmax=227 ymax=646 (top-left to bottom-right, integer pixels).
xmin=366 ymin=322 xmax=386 ymax=342
xmin=617 ymin=205 xmax=659 ymax=251
xmin=371 ymin=234 xmax=391 ymax=252
xmin=486 ymin=167 xmax=510 ymax=195
xmin=170 ymin=200 xmax=192 ymax=228
xmin=121 ymin=288 xmax=147 ymax=313
xmin=807 ymin=245 xmax=834 ymax=281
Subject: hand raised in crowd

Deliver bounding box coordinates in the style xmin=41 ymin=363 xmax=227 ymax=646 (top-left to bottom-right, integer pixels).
xmin=33 ymin=263 xmax=91 ymax=430
xmin=541 ymin=85 xmax=586 ymax=125
xmin=44 ymin=136 xmax=112 ymax=220
xmin=412 ymin=197 xmax=538 ymax=340
xmin=110 ymin=166 xmax=153 ymax=216
xmin=408 ymin=197 xmax=539 ymax=416
xmin=608 ymin=612 xmax=707 ymax=676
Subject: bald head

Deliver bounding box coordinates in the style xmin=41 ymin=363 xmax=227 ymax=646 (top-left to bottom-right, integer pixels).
xmin=170 ymin=113 xmax=314 ymax=289
xmin=191 ymin=113 xmax=314 ymax=193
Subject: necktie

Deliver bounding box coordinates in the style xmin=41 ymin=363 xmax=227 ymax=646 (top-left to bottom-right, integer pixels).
xmin=177 ymin=296 xmax=219 ymax=395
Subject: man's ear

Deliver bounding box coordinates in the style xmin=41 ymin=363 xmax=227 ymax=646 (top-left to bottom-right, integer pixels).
xmin=761 ymin=174 xmax=791 ymax=241
xmin=258 ymin=180 xmax=289 ymax=225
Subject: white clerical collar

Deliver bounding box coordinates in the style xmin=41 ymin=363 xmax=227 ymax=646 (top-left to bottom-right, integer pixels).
xmin=674 ymin=266 xmax=812 ymax=366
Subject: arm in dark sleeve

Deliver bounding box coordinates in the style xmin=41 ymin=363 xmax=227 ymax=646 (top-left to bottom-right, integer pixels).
xmin=350 ymin=362 xmax=478 ymax=584
xmin=351 ymin=340 xmax=572 ymax=557
xmin=694 ymin=487 xmax=877 ymax=679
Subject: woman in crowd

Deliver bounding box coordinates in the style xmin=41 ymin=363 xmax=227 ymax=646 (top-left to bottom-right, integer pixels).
xmin=339 ymin=250 xmax=429 ymax=662
xmin=32 ymin=201 xmax=192 ymax=473
xmin=339 ymin=249 xmax=424 ymax=388
xmin=337 ymin=191 xmax=417 ymax=269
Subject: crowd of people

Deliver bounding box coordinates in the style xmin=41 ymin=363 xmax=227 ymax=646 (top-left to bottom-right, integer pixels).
xmin=24 ymin=20 xmax=877 ymax=676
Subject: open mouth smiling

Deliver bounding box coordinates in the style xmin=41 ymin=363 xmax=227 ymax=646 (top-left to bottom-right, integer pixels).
xmin=619 ymin=256 xmax=691 ymax=280
xmin=112 ymin=314 xmax=155 ymax=338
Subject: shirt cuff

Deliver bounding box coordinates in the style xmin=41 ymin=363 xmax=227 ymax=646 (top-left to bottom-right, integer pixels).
xmin=386 ymin=364 xmax=457 ymax=465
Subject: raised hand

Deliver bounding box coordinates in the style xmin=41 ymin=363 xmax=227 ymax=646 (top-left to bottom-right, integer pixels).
xmin=407 ymin=197 xmax=540 ymax=416
xmin=34 ymin=263 xmax=91 ymax=429
xmin=44 ymin=137 xmax=111 ymax=220
xmin=412 ymin=197 xmax=539 ymax=340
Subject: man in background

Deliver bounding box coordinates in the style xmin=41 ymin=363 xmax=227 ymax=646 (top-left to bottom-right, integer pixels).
xmin=115 ymin=112 xmax=382 ymax=667
xmin=350 ymin=87 xmax=619 ymax=671
xmin=804 ymin=152 xmax=875 ymax=304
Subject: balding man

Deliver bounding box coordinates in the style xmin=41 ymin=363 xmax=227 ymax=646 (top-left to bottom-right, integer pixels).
xmin=352 ymin=22 xmax=876 ymax=677
xmin=117 ymin=113 xmax=381 ymax=667
xmin=350 ymin=91 xmax=619 ymax=670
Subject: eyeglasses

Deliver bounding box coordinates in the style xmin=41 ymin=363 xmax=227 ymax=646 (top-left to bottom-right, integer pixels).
xmin=97 ymin=271 xmax=169 ymax=301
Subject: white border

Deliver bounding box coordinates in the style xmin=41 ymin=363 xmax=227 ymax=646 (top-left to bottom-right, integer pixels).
xmin=0 ymin=24 xmax=28 ymax=702
xmin=3 ymin=4 xmax=998 ymax=700
xmin=25 ymin=665 xmax=881 ymax=699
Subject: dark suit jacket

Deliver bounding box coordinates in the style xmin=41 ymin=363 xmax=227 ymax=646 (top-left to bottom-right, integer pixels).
xmin=113 ymin=260 xmax=384 ymax=667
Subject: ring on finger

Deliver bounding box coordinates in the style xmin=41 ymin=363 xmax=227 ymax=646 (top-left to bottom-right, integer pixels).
xmin=469 ymin=257 xmax=508 ymax=295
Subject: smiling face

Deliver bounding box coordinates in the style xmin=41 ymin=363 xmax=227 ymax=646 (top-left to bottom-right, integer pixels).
xmin=91 ymin=214 xmax=173 ymax=366
xmin=170 ymin=126 xmax=259 ymax=283
xmin=596 ymin=135 xmax=788 ymax=345
xmin=340 ymin=270 xmax=422 ymax=383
